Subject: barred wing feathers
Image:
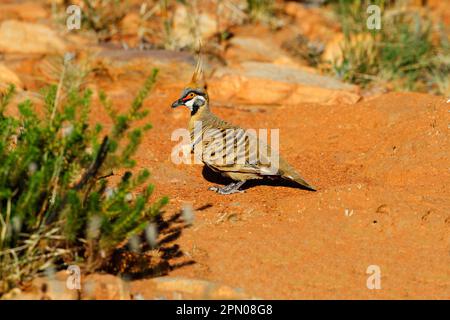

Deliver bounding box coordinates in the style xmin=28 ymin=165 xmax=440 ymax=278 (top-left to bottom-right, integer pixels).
xmin=191 ymin=114 xmax=315 ymax=190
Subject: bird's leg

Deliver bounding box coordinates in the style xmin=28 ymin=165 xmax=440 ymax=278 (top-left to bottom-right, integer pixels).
xmin=208 ymin=181 xmax=246 ymax=195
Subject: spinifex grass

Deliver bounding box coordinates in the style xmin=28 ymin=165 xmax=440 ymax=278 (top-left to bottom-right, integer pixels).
xmin=329 ymin=0 xmax=449 ymax=95
xmin=0 ymin=61 xmax=168 ymax=296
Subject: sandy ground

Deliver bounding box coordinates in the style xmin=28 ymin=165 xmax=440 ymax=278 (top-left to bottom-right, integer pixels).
xmin=97 ymin=75 xmax=449 ymax=299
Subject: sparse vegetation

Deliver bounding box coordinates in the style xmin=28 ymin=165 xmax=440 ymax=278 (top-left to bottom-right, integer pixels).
xmin=0 ymin=59 xmax=168 ymax=296
xmin=282 ymin=35 xmax=325 ymax=67
xmin=246 ymin=0 xmax=275 ymax=23
xmin=328 ymin=0 xmax=449 ymax=94
xmin=81 ymin=0 xmax=128 ymax=41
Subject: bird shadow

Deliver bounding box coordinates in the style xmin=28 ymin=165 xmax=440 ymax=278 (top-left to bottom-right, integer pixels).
xmin=201 ymin=165 xmax=316 ymax=192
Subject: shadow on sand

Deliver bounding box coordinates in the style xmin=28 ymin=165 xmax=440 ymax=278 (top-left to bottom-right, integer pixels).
xmin=106 ymin=204 xmax=213 ymax=280
xmin=201 ymin=165 xmax=316 ymax=192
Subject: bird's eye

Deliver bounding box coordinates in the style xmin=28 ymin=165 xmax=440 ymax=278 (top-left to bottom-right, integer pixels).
xmin=182 ymin=92 xmax=195 ymax=101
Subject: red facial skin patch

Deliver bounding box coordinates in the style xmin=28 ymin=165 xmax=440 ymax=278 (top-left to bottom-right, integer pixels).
xmin=182 ymin=95 xmax=194 ymax=101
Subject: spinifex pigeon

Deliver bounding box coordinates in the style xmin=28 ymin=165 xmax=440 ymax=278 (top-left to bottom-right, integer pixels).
xmin=171 ymin=58 xmax=315 ymax=195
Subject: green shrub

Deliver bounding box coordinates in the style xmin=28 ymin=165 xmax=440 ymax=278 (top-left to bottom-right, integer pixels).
xmin=0 ymin=61 xmax=167 ymax=296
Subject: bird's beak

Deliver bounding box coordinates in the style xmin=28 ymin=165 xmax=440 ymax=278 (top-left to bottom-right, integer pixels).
xmin=171 ymin=99 xmax=184 ymax=108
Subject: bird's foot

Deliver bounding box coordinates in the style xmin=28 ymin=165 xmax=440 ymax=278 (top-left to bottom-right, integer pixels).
xmin=208 ymin=181 xmax=246 ymax=195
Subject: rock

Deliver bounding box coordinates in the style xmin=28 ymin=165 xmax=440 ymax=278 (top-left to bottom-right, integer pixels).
xmin=130 ymin=276 xmax=257 ymax=300
xmin=0 ymin=64 xmax=23 ymax=90
xmin=5 ymin=271 xmax=79 ymax=300
xmin=208 ymin=62 xmax=360 ymax=105
xmin=95 ymin=46 xmax=195 ymax=85
xmin=82 ymin=274 xmax=130 ymax=300
xmin=6 ymin=272 xmax=256 ymax=300
xmin=96 ymin=46 xmax=194 ymax=66
xmin=0 ymin=20 xmax=66 ymax=54
xmin=225 ymin=36 xmax=304 ymax=68
xmin=284 ymin=2 xmax=340 ymax=42
xmin=0 ymin=3 xmax=48 ymax=22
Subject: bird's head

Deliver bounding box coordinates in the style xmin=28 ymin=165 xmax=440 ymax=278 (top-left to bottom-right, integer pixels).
xmin=171 ymin=87 xmax=208 ymax=114
xmin=171 ymin=56 xmax=209 ymax=115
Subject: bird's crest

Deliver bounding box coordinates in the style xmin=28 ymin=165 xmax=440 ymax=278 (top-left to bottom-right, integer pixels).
xmin=188 ymin=41 xmax=207 ymax=92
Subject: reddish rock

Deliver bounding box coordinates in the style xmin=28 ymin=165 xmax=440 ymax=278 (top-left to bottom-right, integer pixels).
xmin=130 ymin=276 xmax=256 ymax=300
xmin=0 ymin=20 xmax=66 ymax=54
xmin=225 ymin=36 xmax=298 ymax=66
xmin=0 ymin=2 xmax=48 ymax=22
xmin=82 ymin=274 xmax=130 ymax=300
xmin=5 ymin=271 xmax=79 ymax=300
xmin=208 ymin=62 xmax=360 ymax=105
xmin=284 ymin=2 xmax=340 ymax=42
xmin=0 ymin=63 xmax=23 ymax=90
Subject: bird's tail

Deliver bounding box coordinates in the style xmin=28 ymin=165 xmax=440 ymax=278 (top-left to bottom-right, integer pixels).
xmin=291 ymin=175 xmax=316 ymax=191
xmin=281 ymin=170 xmax=316 ymax=191
xmin=278 ymin=157 xmax=317 ymax=191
